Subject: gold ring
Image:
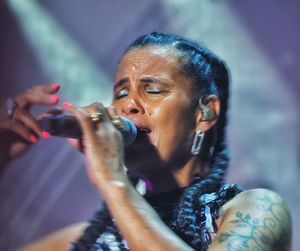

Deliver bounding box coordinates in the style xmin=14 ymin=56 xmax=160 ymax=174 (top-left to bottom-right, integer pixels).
xmin=90 ymin=112 xmax=103 ymax=122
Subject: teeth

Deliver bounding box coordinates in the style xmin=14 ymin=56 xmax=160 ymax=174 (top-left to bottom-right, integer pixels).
xmin=139 ymin=128 xmax=151 ymax=133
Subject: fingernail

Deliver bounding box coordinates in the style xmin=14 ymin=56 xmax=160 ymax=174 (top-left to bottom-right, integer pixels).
xmin=62 ymin=101 xmax=73 ymax=107
xmin=50 ymin=95 xmax=59 ymax=103
xmin=41 ymin=131 xmax=51 ymax=139
xmin=51 ymin=83 xmax=60 ymax=88
xmin=30 ymin=135 xmax=37 ymax=143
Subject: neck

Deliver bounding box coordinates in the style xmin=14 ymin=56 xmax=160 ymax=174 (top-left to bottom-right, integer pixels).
xmin=144 ymin=156 xmax=203 ymax=195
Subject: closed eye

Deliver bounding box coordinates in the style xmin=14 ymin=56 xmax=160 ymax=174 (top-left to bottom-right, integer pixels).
xmin=145 ymin=86 xmax=165 ymax=94
xmin=114 ymin=88 xmax=128 ymax=99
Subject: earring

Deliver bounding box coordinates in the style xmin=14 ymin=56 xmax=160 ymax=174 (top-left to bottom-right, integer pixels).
xmin=191 ymin=131 xmax=205 ymax=155
xmin=201 ymin=106 xmax=215 ymax=121
xmin=199 ymin=98 xmax=215 ymax=121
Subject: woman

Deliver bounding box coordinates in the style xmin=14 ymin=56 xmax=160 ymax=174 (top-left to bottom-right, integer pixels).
xmin=1 ymin=32 xmax=291 ymax=250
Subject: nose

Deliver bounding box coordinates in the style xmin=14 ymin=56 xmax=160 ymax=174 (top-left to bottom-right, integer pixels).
xmin=122 ymin=96 xmax=145 ymax=116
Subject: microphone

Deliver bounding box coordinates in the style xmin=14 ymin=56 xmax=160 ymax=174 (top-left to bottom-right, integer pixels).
xmin=39 ymin=114 xmax=137 ymax=146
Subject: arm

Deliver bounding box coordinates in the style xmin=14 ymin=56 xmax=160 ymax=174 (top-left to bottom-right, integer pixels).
xmin=104 ymin=180 xmax=194 ymax=251
xmin=18 ymin=222 xmax=88 ymax=251
xmin=68 ymin=103 xmax=195 ymax=251
xmin=209 ymin=189 xmax=292 ymax=251
xmin=69 ymin=104 xmax=292 ymax=251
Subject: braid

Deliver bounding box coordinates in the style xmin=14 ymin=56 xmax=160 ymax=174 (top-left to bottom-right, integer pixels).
xmin=168 ymin=40 xmax=233 ymax=250
xmin=70 ymin=173 xmax=142 ymax=250
xmin=70 ymin=204 xmax=111 ymax=251
xmin=168 ymin=115 xmax=232 ymax=250
xmin=70 ymin=32 xmax=242 ymax=251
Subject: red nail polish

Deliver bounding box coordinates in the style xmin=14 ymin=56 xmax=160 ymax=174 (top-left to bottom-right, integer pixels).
xmin=51 ymin=83 xmax=60 ymax=89
xmin=50 ymin=95 xmax=59 ymax=103
xmin=41 ymin=131 xmax=51 ymax=139
xmin=62 ymin=101 xmax=73 ymax=107
xmin=30 ymin=135 xmax=37 ymax=143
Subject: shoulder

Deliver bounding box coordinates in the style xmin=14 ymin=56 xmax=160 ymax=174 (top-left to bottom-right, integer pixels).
xmin=211 ymin=188 xmax=292 ymax=251
xmin=17 ymin=222 xmax=88 ymax=251
xmin=222 ymin=188 xmax=291 ymax=213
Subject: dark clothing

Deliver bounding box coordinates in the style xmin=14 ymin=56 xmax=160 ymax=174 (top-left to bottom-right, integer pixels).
xmin=71 ymin=183 xmax=242 ymax=251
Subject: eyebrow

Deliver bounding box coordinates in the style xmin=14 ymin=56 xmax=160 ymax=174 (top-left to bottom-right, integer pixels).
xmin=114 ymin=78 xmax=128 ymax=91
xmin=113 ymin=76 xmax=166 ymax=91
xmin=140 ymin=76 xmax=165 ymax=84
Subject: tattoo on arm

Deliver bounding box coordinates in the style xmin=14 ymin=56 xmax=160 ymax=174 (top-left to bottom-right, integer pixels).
xmin=216 ymin=193 xmax=290 ymax=251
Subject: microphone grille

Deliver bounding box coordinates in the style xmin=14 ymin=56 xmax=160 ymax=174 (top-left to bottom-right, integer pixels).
xmin=117 ymin=116 xmax=137 ymax=145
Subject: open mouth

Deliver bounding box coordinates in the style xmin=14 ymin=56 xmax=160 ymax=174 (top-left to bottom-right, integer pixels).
xmin=134 ymin=126 xmax=152 ymax=144
xmin=133 ymin=121 xmax=152 ymax=134
xmin=136 ymin=127 xmax=152 ymax=142
xmin=138 ymin=127 xmax=151 ymax=133
xmin=130 ymin=121 xmax=153 ymax=144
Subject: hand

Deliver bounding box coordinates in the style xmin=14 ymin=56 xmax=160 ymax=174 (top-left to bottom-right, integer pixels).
xmin=67 ymin=102 xmax=127 ymax=190
xmin=0 ymin=83 xmax=60 ymax=165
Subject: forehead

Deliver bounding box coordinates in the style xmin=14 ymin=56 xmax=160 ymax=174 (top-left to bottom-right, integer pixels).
xmin=114 ymin=46 xmax=196 ymax=101
xmin=116 ymin=46 xmax=184 ymax=77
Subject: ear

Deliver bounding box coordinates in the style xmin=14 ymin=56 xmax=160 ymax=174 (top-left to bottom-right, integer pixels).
xmin=195 ymin=95 xmax=220 ymax=132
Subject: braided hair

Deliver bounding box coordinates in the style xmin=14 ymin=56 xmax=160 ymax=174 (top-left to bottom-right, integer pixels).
xmin=71 ymin=32 xmax=242 ymax=251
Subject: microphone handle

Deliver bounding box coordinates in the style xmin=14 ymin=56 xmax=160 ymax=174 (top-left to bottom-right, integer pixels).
xmin=39 ymin=114 xmax=137 ymax=145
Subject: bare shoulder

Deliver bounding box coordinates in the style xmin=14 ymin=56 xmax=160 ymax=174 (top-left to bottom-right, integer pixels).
xmin=222 ymin=188 xmax=291 ymax=214
xmin=17 ymin=222 xmax=88 ymax=251
xmin=210 ymin=188 xmax=292 ymax=251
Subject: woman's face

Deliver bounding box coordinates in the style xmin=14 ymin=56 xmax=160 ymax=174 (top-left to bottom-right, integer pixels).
xmin=112 ymin=47 xmax=199 ymax=173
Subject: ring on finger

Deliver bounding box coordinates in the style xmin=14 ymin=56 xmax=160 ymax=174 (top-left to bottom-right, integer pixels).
xmin=6 ymin=98 xmax=17 ymax=120
xmin=90 ymin=112 xmax=103 ymax=123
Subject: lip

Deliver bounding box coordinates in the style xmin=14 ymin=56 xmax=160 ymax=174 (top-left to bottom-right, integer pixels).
xmin=130 ymin=120 xmax=154 ymax=146
xmin=131 ymin=120 xmax=152 ymax=134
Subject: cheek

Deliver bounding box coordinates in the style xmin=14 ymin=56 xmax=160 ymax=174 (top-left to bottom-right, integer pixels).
xmin=149 ymin=99 xmax=178 ymax=129
xmin=150 ymin=96 xmax=194 ymax=128
xmin=150 ymin=99 xmax=195 ymax=149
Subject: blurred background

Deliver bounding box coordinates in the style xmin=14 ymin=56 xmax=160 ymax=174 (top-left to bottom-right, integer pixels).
xmin=0 ymin=0 xmax=299 ymax=250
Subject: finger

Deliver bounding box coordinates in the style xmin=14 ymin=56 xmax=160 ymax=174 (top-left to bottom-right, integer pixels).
xmin=37 ymin=107 xmax=63 ymax=139
xmin=14 ymin=108 xmax=42 ymax=137
xmin=106 ymin=106 xmax=117 ymax=120
xmin=79 ymin=102 xmax=104 ymax=115
xmin=91 ymin=102 xmax=111 ymax=123
xmin=15 ymin=92 xmax=59 ymax=108
xmin=78 ymin=102 xmax=112 ymax=126
xmin=30 ymin=83 xmax=60 ymax=94
xmin=67 ymin=138 xmax=83 ymax=152
xmin=1 ymin=120 xmax=38 ymax=143
xmin=66 ymin=106 xmax=96 ymax=143
xmin=61 ymin=101 xmax=73 ymax=108
xmin=87 ymin=103 xmax=116 ymax=136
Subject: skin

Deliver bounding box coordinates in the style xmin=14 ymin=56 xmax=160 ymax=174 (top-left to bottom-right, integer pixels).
xmin=112 ymin=46 xmax=219 ymax=191
xmin=211 ymin=189 xmax=291 ymax=251
xmin=3 ymin=47 xmax=291 ymax=250
xmin=0 ymin=83 xmax=60 ymax=166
